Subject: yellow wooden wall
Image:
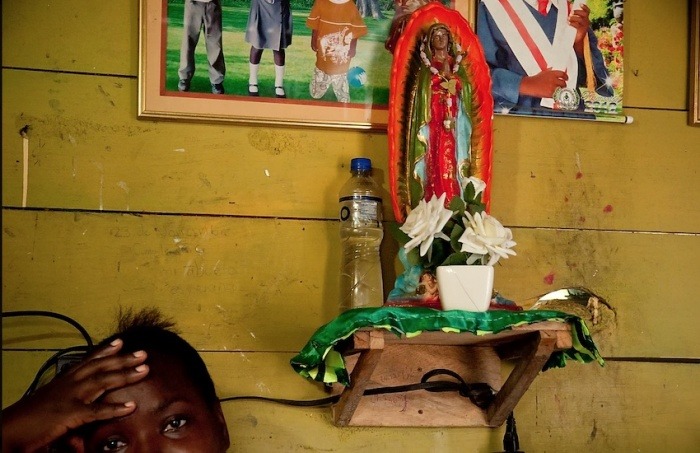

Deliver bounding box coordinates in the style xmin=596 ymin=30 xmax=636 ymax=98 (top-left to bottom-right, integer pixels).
xmin=3 ymin=0 xmax=699 ymax=451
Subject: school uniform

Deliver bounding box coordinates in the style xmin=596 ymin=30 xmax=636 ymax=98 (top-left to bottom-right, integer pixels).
xmin=245 ymin=0 xmax=293 ymax=51
xmin=178 ymin=0 xmax=226 ymax=88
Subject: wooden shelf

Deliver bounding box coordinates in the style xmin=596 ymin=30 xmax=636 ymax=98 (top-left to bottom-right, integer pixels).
xmin=331 ymin=321 xmax=573 ymax=427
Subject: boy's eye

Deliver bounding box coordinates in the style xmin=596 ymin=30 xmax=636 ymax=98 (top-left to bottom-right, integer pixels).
xmin=163 ymin=417 xmax=188 ymax=433
xmin=100 ymin=437 xmax=127 ymax=452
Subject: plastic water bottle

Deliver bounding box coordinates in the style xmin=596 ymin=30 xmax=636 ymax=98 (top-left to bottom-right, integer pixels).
xmin=339 ymin=158 xmax=384 ymax=312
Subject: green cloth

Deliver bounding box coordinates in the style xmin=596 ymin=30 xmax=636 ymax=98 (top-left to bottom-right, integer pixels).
xmin=290 ymin=307 xmax=604 ymax=386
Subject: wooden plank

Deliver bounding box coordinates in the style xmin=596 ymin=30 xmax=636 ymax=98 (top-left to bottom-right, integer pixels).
xmin=516 ymin=361 xmax=700 ymax=453
xmin=352 ymin=329 xmax=386 ymax=350
xmin=333 ymin=349 xmax=383 ymax=426
xmin=3 ymin=351 xmax=698 ymax=451
xmin=351 ymin=323 xmax=569 ymax=349
xmin=489 ymin=107 xmax=700 ymax=233
xmin=491 ymin=227 xmax=700 ymax=358
xmin=1 ymin=351 xmax=53 ymax=408
xmin=2 ymin=69 xmax=699 ymax=232
xmin=3 ymin=209 xmax=700 ymax=357
xmin=1 ymin=210 xmax=345 ymax=351
xmin=486 ymin=331 xmax=557 ymax=426
xmin=2 ymin=0 xmax=690 ymax=112
xmin=335 ymin=345 xmax=502 ymax=427
xmin=0 ymin=69 xmax=390 ymax=220
xmin=1 ymin=0 xmax=138 ymax=76
xmin=623 ymin=0 xmax=689 ymax=109
xmin=1 ymin=0 xmax=697 ymax=450
xmin=335 ymin=327 xmax=570 ymax=427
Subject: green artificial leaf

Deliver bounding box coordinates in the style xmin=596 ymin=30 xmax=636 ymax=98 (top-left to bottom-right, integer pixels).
xmin=449 ymin=222 xmax=465 ymax=252
xmin=443 ymin=216 xmax=457 ymax=237
xmin=428 ymin=240 xmax=451 ymax=269
xmin=448 ymin=196 xmax=466 ymax=215
xmin=463 ymin=181 xmax=476 ymax=203
xmin=467 ymin=197 xmax=486 ymax=215
xmin=441 ymin=251 xmax=471 ymax=266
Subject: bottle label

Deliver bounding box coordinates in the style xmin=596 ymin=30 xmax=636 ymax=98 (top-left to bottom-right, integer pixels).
xmin=339 ymin=195 xmax=382 ymax=228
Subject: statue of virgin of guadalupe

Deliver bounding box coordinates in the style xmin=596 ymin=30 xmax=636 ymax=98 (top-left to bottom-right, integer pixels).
xmin=413 ymin=23 xmax=472 ymax=205
xmin=387 ymin=2 xmax=494 ymax=307
xmin=388 ymin=2 xmax=494 ymax=224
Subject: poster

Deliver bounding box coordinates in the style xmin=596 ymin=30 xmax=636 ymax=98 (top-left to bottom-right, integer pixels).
xmin=475 ymin=0 xmax=627 ymax=122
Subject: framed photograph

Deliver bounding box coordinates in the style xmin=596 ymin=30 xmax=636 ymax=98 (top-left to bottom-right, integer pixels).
xmin=138 ymin=0 xmax=475 ymax=130
xmin=474 ymin=0 xmax=628 ymax=123
xmin=689 ymin=0 xmax=700 ymax=126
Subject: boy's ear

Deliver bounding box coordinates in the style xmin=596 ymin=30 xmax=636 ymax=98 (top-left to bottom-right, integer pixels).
xmin=213 ymin=402 xmax=230 ymax=450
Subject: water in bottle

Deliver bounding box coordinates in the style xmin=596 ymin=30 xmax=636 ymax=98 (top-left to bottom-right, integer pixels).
xmin=339 ymin=158 xmax=384 ymax=312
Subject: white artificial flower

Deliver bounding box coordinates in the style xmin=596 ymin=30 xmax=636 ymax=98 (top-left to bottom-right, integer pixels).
xmin=458 ymin=211 xmax=517 ymax=266
xmin=400 ymin=193 xmax=454 ymax=257
xmin=466 ymin=177 xmax=487 ymax=197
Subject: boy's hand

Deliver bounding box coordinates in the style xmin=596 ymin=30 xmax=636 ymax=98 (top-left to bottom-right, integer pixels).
xmin=520 ymin=69 xmax=568 ymax=98
xmin=1 ymin=339 xmax=149 ymax=453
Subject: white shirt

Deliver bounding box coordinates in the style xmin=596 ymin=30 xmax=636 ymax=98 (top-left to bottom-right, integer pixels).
xmin=523 ymin=0 xmax=552 ymax=14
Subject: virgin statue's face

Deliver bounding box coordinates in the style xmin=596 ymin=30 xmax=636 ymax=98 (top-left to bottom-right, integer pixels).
xmin=431 ymin=27 xmax=450 ymax=52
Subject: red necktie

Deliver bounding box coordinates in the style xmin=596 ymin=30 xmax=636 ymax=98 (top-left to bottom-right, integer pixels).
xmin=537 ymin=0 xmax=549 ymax=15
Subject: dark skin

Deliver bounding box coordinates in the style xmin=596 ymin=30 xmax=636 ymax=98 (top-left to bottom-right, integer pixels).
xmin=2 ymin=339 xmax=150 ymax=453
xmin=249 ymin=46 xmax=285 ymax=66
xmin=2 ymin=341 xmax=230 ymax=453
xmin=81 ymin=355 xmax=229 ymax=453
xmin=519 ymin=4 xmax=592 ymax=98
xmin=430 ymin=26 xmax=453 ymax=78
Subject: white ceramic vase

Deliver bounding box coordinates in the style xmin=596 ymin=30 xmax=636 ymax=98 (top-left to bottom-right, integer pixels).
xmin=436 ymin=265 xmax=494 ymax=312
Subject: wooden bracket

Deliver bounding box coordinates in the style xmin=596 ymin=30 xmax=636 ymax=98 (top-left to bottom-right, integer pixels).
xmin=331 ymin=322 xmax=571 ymax=427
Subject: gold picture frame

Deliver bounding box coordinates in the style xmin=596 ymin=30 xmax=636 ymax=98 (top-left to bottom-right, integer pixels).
xmin=689 ymin=0 xmax=700 ymax=126
xmin=138 ymin=0 xmax=477 ymax=130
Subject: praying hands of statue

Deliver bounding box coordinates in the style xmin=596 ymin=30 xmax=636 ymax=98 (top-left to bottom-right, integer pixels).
xmin=568 ymin=3 xmax=591 ymax=57
xmin=519 ymin=68 xmax=568 ymax=99
xmin=440 ymin=58 xmax=454 ymax=78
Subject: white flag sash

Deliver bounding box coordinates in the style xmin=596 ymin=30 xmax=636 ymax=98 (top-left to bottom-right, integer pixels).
xmin=481 ymin=0 xmax=579 ymax=108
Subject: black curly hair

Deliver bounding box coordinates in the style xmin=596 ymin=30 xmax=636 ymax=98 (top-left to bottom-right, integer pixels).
xmin=97 ymin=307 xmax=219 ymax=406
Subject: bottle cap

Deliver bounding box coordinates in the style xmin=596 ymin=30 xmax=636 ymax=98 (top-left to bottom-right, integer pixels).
xmin=350 ymin=158 xmax=372 ymax=171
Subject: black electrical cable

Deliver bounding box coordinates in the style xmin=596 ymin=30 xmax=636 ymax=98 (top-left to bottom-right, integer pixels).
xmin=2 ymin=312 xmax=522 ymax=449
xmin=220 ymin=369 xmax=496 ymax=409
xmin=2 ymin=311 xmax=94 ymax=396
xmin=220 ymin=370 xmax=521 ymax=450
xmin=502 ymin=412 xmax=523 ymax=453
xmin=220 ymin=394 xmax=339 ymax=406
xmin=22 ymin=345 xmax=90 ymax=397
xmin=2 ymin=310 xmax=94 ymax=347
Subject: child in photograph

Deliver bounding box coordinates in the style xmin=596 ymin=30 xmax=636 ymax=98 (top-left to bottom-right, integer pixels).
xmin=306 ymin=0 xmax=368 ymax=103
xmin=245 ymin=0 xmax=293 ymax=98
xmin=177 ymin=0 xmax=226 ymax=95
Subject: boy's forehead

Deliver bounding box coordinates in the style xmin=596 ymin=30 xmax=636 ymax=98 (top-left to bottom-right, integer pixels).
xmin=102 ymin=359 xmax=201 ymax=409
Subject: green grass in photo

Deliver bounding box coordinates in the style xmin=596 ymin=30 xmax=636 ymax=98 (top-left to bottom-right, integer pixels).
xmin=165 ymin=2 xmax=393 ymax=105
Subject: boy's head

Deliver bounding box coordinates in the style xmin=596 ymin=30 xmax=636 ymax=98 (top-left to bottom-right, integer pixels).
xmin=80 ymin=308 xmax=230 ymax=452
